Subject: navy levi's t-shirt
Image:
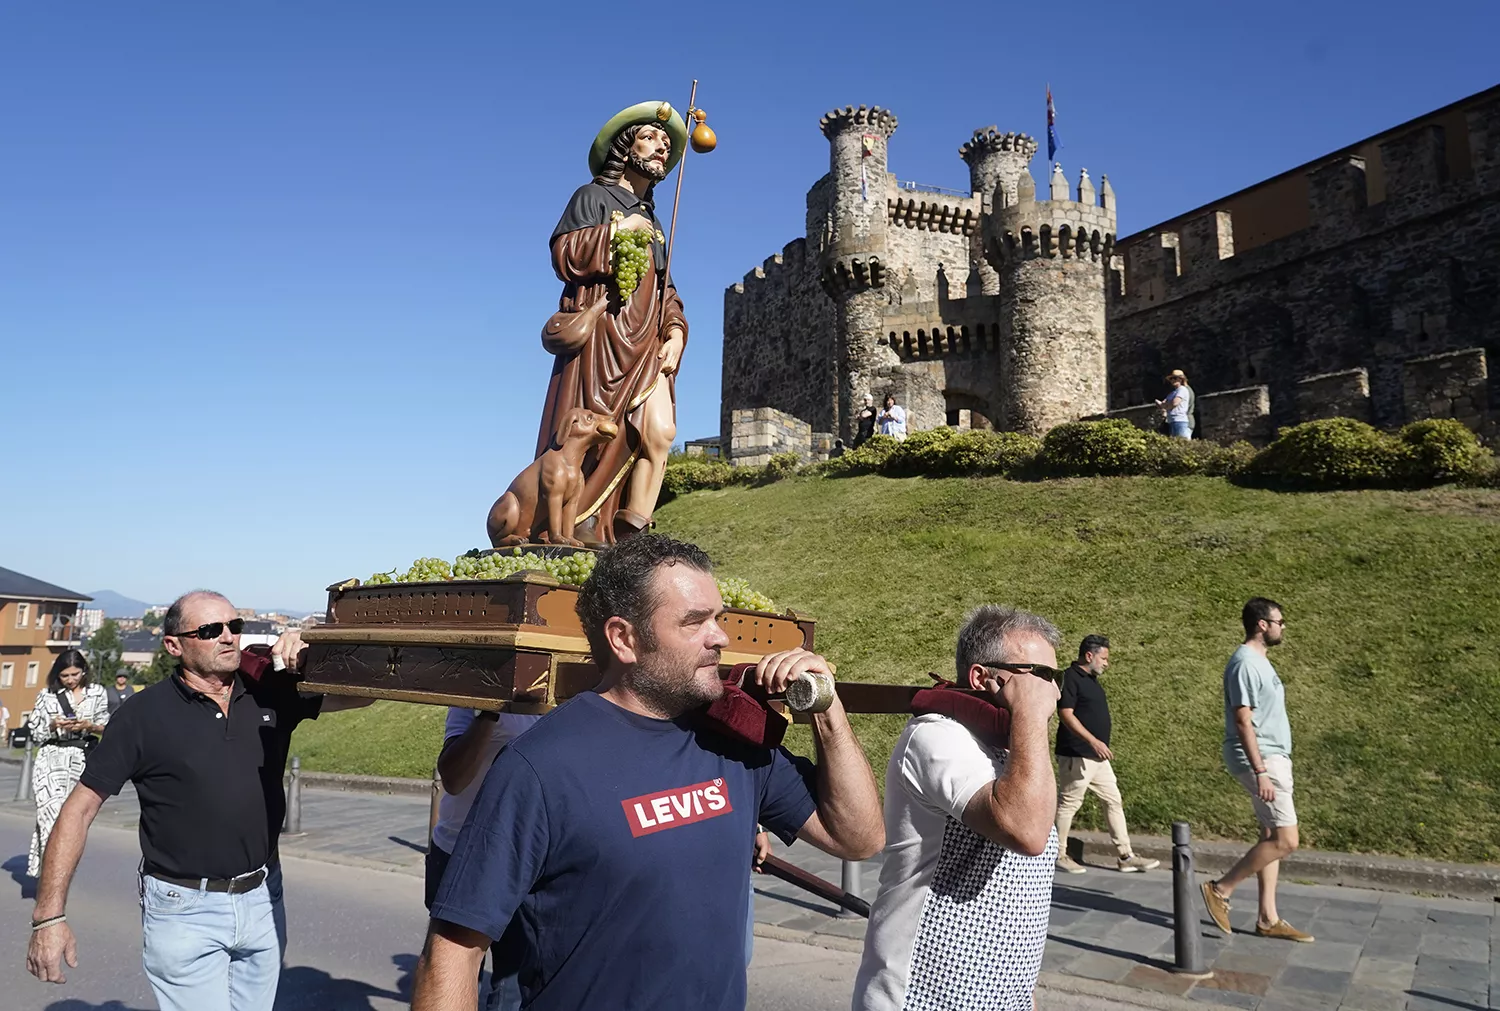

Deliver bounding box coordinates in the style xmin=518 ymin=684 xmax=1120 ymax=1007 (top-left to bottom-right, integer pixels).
xmin=431 ymin=690 xmax=819 ymax=1011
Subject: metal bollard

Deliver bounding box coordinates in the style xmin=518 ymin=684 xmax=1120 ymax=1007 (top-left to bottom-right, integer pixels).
xmin=838 ymin=860 xmax=862 ymax=919
xmin=284 ymin=756 xmax=303 ymax=835
xmin=1171 ymin=821 xmax=1211 ymax=977
xmin=428 ymin=763 xmax=442 ymax=851
xmin=14 ymin=741 xmax=34 ymax=802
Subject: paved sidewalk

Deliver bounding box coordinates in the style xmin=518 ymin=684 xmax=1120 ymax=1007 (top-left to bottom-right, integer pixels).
xmin=3 ymin=762 xmax=1495 ymax=1009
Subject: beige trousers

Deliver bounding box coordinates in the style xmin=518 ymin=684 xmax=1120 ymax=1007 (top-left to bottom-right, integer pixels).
xmin=1055 ymin=755 xmax=1133 ymax=859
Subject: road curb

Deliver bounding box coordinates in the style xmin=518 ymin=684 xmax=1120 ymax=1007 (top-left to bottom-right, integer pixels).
xmin=1068 ymin=830 xmax=1500 ymax=901
xmin=752 ymin=922 xmax=864 ymax=954
xmin=297 ymin=771 xmax=432 ymax=797
xmin=1034 ymin=971 xmax=1204 ymax=1010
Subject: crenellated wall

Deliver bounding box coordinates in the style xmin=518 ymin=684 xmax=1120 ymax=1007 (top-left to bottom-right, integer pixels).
xmin=1108 ymin=88 xmax=1500 ymax=430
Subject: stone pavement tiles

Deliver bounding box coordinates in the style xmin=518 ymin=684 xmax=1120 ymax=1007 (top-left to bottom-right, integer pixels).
xmin=3 ymin=760 xmax=1495 ymax=1009
xmin=758 ymin=842 xmax=1498 ymax=1010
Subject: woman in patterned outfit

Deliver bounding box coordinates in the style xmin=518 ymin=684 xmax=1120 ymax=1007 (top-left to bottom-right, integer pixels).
xmin=26 ymin=650 xmax=109 ymax=877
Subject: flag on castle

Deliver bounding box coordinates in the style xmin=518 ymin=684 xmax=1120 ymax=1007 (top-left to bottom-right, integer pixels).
xmin=1047 ymin=86 xmax=1061 ymax=164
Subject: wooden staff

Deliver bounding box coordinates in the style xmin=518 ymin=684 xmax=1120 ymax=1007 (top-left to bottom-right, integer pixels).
xmin=657 ymin=78 xmax=698 ymax=331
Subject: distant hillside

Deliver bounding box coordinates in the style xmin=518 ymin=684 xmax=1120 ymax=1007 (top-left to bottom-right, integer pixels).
xmin=87 ymin=590 xmax=149 ymax=618
xmin=291 ymin=475 xmax=1500 ymax=862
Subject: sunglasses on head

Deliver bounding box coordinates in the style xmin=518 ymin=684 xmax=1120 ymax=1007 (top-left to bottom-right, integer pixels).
xmin=979 ymin=662 xmax=1064 ymax=683
xmin=172 ymin=618 xmax=245 ymax=641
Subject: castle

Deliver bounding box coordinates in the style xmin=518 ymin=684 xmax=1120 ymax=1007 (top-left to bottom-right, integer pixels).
xmin=717 ymin=85 xmax=1500 ymax=464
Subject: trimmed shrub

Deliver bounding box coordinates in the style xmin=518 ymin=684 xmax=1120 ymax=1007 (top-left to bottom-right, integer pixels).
xmin=813 ymin=434 xmax=900 ymax=477
xmin=659 ymin=457 xmax=741 ymax=503
xmin=882 ymin=427 xmax=959 ymax=476
xmin=1202 ymin=441 xmax=1259 ymax=477
xmin=762 ymin=452 xmax=800 ymax=483
xmin=1040 ymin=420 xmax=1151 ymax=477
xmin=1397 ymin=419 xmax=1488 ymax=484
xmin=971 ymin=430 xmax=1044 ymax=476
xmin=1241 ymin=418 xmax=1409 ymax=490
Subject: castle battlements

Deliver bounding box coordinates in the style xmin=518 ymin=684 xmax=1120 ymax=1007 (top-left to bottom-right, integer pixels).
xmin=819 ymin=104 xmax=899 ymax=138
xmin=1112 ymin=90 xmax=1500 ymax=315
xmin=986 ymin=165 xmax=1117 ymax=265
xmin=886 ymin=193 xmax=981 ymax=234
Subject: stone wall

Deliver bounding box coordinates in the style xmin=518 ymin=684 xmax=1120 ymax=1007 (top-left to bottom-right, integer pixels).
xmin=1197 ymin=386 xmax=1273 ymax=444
xmin=720 ymin=236 xmax=837 ymax=449
xmin=1294 ymin=368 xmax=1371 ymax=422
xmin=728 ymin=407 xmax=811 ymax=467
xmin=1108 ymin=91 xmax=1500 ymax=430
xmin=1402 ymin=347 xmax=1490 ymax=429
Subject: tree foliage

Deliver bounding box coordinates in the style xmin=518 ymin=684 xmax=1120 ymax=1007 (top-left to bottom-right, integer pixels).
xmin=86 ymin=619 xmax=126 ymax=683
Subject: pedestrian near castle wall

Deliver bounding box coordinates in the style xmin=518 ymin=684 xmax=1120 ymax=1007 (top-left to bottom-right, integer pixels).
xmin=26 ymin=650 xmax=109 ymax=878
xmin=853 ymin=605 xmax=1062 ymax=1011
xmin=1156 ymin=369 xmax=1194 ymax=439
xmin=1053 ymin=635 xmax=1159 ymax=875
xmin=1200 ymin=597 xmax=1313 ymax=944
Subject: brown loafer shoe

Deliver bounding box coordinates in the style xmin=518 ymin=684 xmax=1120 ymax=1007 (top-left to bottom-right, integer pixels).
xmin=1200 ymin=881 xmax=1232 ymax=934
xmin=1256 ymin=919 xmax=1315 ymax=943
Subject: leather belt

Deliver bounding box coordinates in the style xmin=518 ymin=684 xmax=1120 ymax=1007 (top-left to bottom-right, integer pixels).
xmin=146 ymin=868 xmax=267 ymax=895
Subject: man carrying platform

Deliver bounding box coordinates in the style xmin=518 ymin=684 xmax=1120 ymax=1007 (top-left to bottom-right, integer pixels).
xmin=412 ymin=534 xmax=884 ymax=1011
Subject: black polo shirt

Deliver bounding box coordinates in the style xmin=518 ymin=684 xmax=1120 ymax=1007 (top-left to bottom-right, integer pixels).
xmin=1055 ymin=663 xmax=1111 ymax=758
xmin=80 ymin=668 xmax=321 ymax=879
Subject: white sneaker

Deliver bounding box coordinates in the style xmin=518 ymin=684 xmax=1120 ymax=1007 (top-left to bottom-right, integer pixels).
xmin=1118 ymin=854 xmax=1160 ymax=872
xmin=1056 ymin=855 xmax=1087 ymax=874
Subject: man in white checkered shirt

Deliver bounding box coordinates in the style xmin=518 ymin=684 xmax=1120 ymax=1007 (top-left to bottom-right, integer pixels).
xmin=853 ymin=605 xmax=1062 ymax=1011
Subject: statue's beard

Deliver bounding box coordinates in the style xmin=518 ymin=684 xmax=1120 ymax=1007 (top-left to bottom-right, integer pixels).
xmin=629 ymin=151 xmax=668 ymax=182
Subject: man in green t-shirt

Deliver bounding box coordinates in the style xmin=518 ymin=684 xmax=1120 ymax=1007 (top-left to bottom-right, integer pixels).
xmin=1200 ymin=597 xmax=1313 ymax=943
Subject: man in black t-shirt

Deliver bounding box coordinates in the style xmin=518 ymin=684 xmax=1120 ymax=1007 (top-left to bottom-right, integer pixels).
xmin=25 ymin=590 xmax=372 ymax=1009
xmin=1054 ymin=635 xmax=1159 ymax=874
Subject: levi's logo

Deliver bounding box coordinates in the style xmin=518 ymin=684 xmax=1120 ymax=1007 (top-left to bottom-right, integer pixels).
xmin=621 ymin=779 xmax=732 ymax=837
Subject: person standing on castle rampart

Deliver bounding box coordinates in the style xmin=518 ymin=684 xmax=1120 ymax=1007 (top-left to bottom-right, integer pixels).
xmin=1053 ymin=635 xmax=1160 ymax=875
xmin=855 ymin=393 xmax=877 ymax=447
xmin=877 ymin=393 xmax=907 ymax=440
xmin=1156 ymin=370 xmax=1194 ymax=439
xmin=537 ymin=101 xmax=690 ymax=545
xmin=1200 ymin=597 xmax=1314 ymax=944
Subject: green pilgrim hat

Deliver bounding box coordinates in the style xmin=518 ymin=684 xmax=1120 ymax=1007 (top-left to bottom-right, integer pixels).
xmin=589 ymin=101 xmax=688 ymax=179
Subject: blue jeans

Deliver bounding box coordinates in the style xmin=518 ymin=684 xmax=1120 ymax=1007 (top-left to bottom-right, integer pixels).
xmin=140 ymin=870 xmax=280 ymax=1011
xmin=1169 ymin=421 xmax=1193 ymax=439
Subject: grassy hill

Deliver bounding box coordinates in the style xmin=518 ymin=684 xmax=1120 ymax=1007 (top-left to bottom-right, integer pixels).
xmin=292 ymin=475 xmax=1500 ymax=863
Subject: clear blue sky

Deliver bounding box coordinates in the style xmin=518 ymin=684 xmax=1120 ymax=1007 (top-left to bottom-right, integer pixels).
xmin=3 ymin=1 xmax=1495 ymax=612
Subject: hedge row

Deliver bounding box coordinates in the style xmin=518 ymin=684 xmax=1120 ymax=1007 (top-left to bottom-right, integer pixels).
xmin=660 ymin=418 xmax=1498 ymax=502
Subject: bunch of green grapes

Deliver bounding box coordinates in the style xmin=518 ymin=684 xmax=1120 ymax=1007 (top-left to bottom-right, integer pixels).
xmin=547 ymin=550 xmax=597 ymax=586
xmin=365 ymin=569 xmax=396 ymax=585
xmin=717 ymin=577 xmax=777 ymax=613
xmin=611 ymin=228 xmax=653 ymax=300
xmin=402 ymin=557 xmax=452 ymax=583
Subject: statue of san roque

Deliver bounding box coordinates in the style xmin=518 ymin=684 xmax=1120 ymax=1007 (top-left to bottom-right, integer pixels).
xmin=488 ymin=102 xmax=690 ymax=549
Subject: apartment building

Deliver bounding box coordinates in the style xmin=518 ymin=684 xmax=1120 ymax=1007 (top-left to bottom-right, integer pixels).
xmin=0 ymin=567 xmax=91 ymax=733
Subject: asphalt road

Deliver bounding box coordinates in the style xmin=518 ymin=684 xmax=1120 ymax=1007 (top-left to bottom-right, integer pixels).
xmin=0 ymin=809 xmax=862 ymax=1011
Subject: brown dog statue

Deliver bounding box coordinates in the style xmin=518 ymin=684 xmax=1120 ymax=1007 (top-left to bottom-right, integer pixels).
xmin=487 ymin=408 xmax=619 ymax=549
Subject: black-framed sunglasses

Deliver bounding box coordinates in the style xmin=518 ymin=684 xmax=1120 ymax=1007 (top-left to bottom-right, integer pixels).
xmin=979 ymin=662 xmax=1064 ymax=683
xmin=171 ymin=618 xmax=245 ymax=640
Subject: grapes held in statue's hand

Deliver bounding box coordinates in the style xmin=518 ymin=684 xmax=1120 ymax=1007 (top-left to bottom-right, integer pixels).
xmin=610 ymin=228 xmax=654 ymax=301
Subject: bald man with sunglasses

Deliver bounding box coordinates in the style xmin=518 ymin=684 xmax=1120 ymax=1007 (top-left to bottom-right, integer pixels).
xmin=25 ymin=589 xmax=371 ymax=1010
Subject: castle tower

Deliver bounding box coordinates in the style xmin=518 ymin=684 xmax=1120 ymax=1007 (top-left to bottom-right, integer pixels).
xmin=984 ymin=163 xmax=1117 ymax=435
xmin=959 ymin=128 xmax=1039 ymax=296
xmin=818 ymin=104 xmax=900 ymax=441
